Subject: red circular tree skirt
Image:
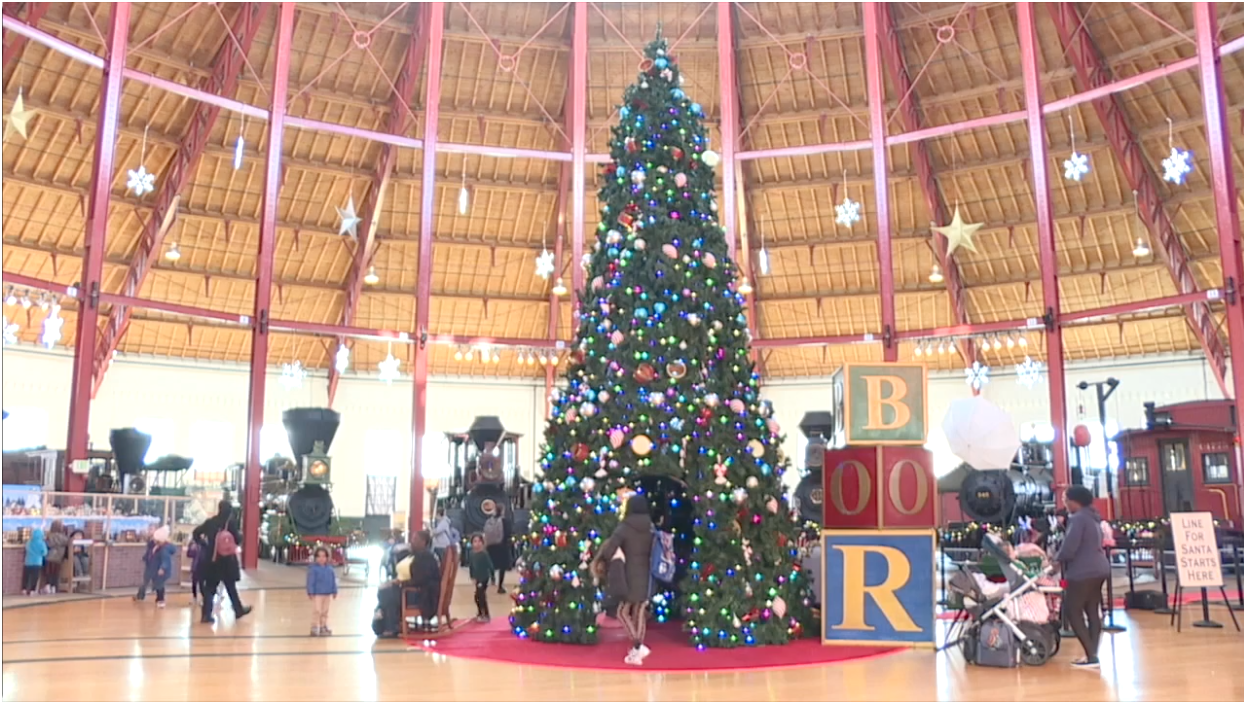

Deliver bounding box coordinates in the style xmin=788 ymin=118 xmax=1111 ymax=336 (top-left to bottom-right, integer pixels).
xmin=410 ymin=619 xmax=901 ymax=673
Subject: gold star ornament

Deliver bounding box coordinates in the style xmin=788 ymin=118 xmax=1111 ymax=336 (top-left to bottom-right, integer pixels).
xmin=6 ymin=88 xmax=37 ymax=141
xmin=932 ymin=206 xmax=983 ymax=256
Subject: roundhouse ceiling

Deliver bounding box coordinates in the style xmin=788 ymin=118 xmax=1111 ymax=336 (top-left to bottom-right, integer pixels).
xmin=4 ymin=2 xmax=1244 ymax=380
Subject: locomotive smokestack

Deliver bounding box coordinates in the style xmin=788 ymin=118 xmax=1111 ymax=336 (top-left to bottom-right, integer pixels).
xmin=468 ymin=416 xmax=505 ymax=451
xmin=110 ymin=428 xmax=152 ymax=476
xmin=282 ymin=407 xmax=340 ymax=462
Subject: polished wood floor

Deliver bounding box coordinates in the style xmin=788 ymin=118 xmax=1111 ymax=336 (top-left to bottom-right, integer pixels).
xmin=3 ymin=577 xmax=1242 ymax=701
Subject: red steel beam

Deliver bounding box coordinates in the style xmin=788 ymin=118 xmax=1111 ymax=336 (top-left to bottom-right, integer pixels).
xmin=327 ymin=3 xmax=429 ymax=407
xmin=873 ymin=2 xmax=974 ymax=367
xmin=91 ymin=3 xmax=269 ymax=398
xmin=569 ymin=1 xmax=587 ymax=322
xmin=862 ymin=3 xmax=897 ymax=362
xmin=65 ymin=2 xmax=129 ymax=463
xmin=1018 ymin=3 xmax=1070 ymax=494
xmin=242 ymin=1 xmax=295 ymax=571
xmin=717 ymin=1 xmax=739 ymax=259
xmin=1049 ymin=1 xmax=1230 ymax=397
xmin=2 ymin=2 xmax=48 ymax=75
xmin=409 ymin=1 xmax=445 ymax=538
xmin=1194 ymin=2 xmax=1244 ymax=517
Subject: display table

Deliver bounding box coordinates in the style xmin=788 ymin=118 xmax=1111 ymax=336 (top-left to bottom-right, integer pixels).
xmin=2 ymin=542 xmax=184 ymax=594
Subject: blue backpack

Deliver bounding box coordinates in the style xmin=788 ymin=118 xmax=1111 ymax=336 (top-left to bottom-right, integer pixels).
xmin=650 ymin=531 xmax=676 ymax=583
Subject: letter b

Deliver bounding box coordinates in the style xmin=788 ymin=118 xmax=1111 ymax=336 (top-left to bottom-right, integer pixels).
xmin=862 ymin=376 xmax=911 ymax=431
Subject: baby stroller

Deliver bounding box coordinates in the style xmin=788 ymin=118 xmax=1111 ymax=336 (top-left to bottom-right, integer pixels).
xmin=942 ymin=532 xmax=1062 ymax=667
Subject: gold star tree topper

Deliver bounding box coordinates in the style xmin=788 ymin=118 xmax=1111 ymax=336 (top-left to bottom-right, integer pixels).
xmin=6 ymin=89 xmax=37 ymax=141
xmin=932 ymin=206 xmax=983 ymax=255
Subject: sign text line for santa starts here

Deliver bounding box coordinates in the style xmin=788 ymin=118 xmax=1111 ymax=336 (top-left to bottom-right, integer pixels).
xmin=1171 ymin=512 xmax=1224 ymax=589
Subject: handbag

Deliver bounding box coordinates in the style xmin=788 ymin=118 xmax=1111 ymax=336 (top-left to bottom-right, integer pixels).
xmin=606 ymin=549 xmax=629 ymax=600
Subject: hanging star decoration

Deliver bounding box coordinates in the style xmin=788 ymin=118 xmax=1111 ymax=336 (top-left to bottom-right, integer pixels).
xmin=6 ymin=88 xmax=36 ymax=141
xmin=932 ymin=206 xmax=983 ymax=255
xmin=1161 ymin=146 xmax=1193 ymax=185
xmin=1063 ymin=151 xmax=1090 ymax=182
xmin=964 ymin=360 xmax=990 ymax=391
xmin=126 ymin=165 xmax=156 ymax=197
xmin=535 ymin=249 xmax=556 ymax=279
xmin=835 ymin=196 xmax=861 ymax=227
xmin=40 ymin=305 xmax=64 ymax=349
xmin=336 ymin=196 xmax=362 ymax=239
xmin=378 ymin=352 xmax=401 ymax=383
xmin=3 ymin=315 xmax=18 ymax=345
xmin=279 ymin=360 xmax=307 ymax=390
xmin=334 ymin=344 xmax=350 ymax=373
xmin=1016 ymin=355 xmax=1044 ymax=389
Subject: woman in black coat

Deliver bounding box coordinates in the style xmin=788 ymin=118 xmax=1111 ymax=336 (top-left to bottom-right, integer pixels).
xmin=594 ymin=493 xmax=653 ymax=666
xmin=192 ymin=500 xmax=251 ymax=624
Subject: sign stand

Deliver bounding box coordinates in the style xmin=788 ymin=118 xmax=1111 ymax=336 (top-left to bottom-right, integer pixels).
xmin=1167 ymin=512 xmax=1240 ymax=634
xmin=1170 ymin=582 xmax=1240 ymax=632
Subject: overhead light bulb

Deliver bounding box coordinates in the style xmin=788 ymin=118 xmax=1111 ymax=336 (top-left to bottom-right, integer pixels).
xmin=1133 ymin=237 xmax=1150 ymax=257
xmin=39 ymin=295 xmax=49 ymax=312
xmin=914 ymin=343 xmax=923 ymax=357
xmin=552 ymin=277 xmax=567 ymax=296
xmin=464 ymin=349 xmax=474 ymax=361
xmin=1006 ymin=334 xmax=1016 ymax=349
xmin=758 ymin=248 xmax=770 ymax=276
xmin=4 ymin=288 xmax=15 ymax=306
xmin=364 ymin=266 xmax=380 ymax=285
xmin=458 ymin=185 xmax=470 ymax=215
xmin=454 ymin=348 xmax=463 ymax=361
xmin=1018 ymin=335 xmax=1028 ymax=348
xmin=993 ymin=335 xmax=1003 ymax=351
xmin=938 ymin=341 xmax=946 ymax=355
xmin=538 ymin=352 xmax=548 ymax=365
xmin=165 ymin=242 xmax=181 ymax=261
xmin=492 ymin=351 xmax=500 ymax=363
xmin=737 ymin=277 xmax=753 ymax=295
xmin=928 ymin=263 xmax=944 ymax=283
xmin=21 ymin=295 xmax=32 ymax=309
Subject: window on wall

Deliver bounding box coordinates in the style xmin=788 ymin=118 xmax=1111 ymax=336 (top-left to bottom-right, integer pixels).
xmin=135 ymin=418 xmax=176 ymax=463
xmin=2 ymin=407 xmax=49 ymax=450
xmin=189 ymin=421 xmax=236 ymax=473
xmin=1202 ymin=453 xmax=1232 ymax=484
xmin=1124 ymin=457 xmax=1150 ymax=486
xmin=260 ymin=425 xmax=291 ymax=461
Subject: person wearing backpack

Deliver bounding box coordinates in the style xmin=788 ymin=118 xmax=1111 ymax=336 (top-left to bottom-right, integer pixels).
xmin=592 ymin=493 xmax=654 ymax=666
xmin=192 ymin=500 xmax=251 ymax=625
xmin=483 ymin=506 xmax=511 ymax=594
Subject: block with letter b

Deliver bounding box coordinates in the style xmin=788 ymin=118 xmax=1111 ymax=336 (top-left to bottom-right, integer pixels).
xmin=832 ymin=363 xmax=928 ymax=446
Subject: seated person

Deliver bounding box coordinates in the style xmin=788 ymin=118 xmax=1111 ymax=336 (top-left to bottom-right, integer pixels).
xmin=372 ymin=530 xmax=441 ymax=637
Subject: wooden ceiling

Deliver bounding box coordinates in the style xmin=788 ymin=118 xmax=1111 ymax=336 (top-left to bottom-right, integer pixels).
xmin=4 ymin=2 xmax=1243 ymax=380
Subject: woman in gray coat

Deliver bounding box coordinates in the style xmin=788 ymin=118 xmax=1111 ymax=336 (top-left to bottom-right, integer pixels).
xmin=594 ymin=493 xmax=653 ymax=666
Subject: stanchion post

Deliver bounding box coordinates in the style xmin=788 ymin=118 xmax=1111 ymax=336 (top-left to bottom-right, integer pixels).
xmin=1154 ymin=536 xmax=1174 ymax=615
xmin=1103 ymin=547 xmax=1126 ymax=633
xmin=1234 ymin=544 xmax=1243 ymax=609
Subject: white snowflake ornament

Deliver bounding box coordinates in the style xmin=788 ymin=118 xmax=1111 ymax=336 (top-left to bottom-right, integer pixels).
xmin=334 ymin=344 xmax=350 ymax=373
xmin=535 ymin=249 xmax=556 ymax=279
xmin=964 ymin=360 xmax=990 ymax=391
xmin=279 ymin=360 xmax=307 ymax=390
xmin=1063 ymin=151 xmax=1090 ymax=182
xmin=3 ymin=315 xmax=18 ymax=345
xmin=126 ymin=165 xmax=156 ymax=196
xmin=378 ymin=352 xmax=401 ymax=384
xmin=835 ymin=196 xmax=861 ymax=227
xmin=1162 ymin=146 xmax=1193 ymax=185
xmin=1016 ymin=356 xmax=1043 ymax=389
xmin=40 ymin=305 xmax=64 ymax=349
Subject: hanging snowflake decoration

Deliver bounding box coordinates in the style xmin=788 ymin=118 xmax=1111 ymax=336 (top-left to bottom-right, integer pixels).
xmin=3 ymin=315 xmax=18 ymax=345
xmin=1063 ymin=151 xmax=1090 ymax=182
xmin=1161 ymin=146 xmax=1193 ymax=185
xmin=334 ymin=344 xmax=350 ymax=373
xmin=535 ymin=249 xmax=556 ymax=279
xmin=1016 ymin=355 xmax=1044 ymax=389
xmin=964 ymin=360 xmax=990 ymax=391
xmin=279 ymin=360 xmax=307 ymax=390
xmin=40 ymin=305 xmax=63 ymax=349
xmin=835 ymin=196 xmax=861 ymax=227
xmin=126 ymin=165 xmax=156 ymax=196
xmin=378 ymin=352 xmax=401 ymax=384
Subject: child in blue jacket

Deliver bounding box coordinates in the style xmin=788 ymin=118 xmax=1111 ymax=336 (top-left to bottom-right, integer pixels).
xmin=136 ymin=526 xmax=177 ymax=608
xmin=306 ymin=547 xmax=338 ymax=636
xmin=23 ymin=529 xmax=47 ymax=595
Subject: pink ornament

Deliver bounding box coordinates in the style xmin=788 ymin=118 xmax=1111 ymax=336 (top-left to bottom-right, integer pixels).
xmin=610 ymin=330 xmax=625 ymax=345
xmin=662 ymin=243 xmax=678 ymax=258
xmin=609 ymin=429 xmax=625 ymax=449
xmin=729 ymin=398 xmax=746 ymax=414
xmin=566 ymin=408 xmax=578 ymax=422
xmin=767 ymin=419 xmax=780 ymax=434
xmin=772 ymin=596 xmax=787 ymax=618
xmin=591 ymin=276 xmax=604 ymax=291
xmin=674 ymin=172 xmax=688 ymax=187
xmin=703 ymin=252 xmax=717 ymax=269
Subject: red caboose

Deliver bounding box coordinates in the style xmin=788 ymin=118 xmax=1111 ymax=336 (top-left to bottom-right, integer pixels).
xmin=1116 ymin=400 xmax=1241 ymax=526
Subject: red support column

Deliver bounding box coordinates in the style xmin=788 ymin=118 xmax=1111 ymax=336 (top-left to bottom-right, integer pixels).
xmin=716 ymin=1 xmax=739 ymax=260
xmin=328 ymin=3 xmax=429 ymax=406
xmin=545 ymin=177 xmax=567 ymax=416
xmin=409 ymin=1 xmax=446 ymax=538
xmin=66 ymin=2 xmax=130 ymax=464
xmin=242 ymin=2 xmax=296 ymax=570
xmin=1194 ymin=2 xmax=1244 ymax=517
xmin=862 ymin=3 xmax=897 ymax=362
xmin=1018 ymin=3 xmax=1070 ymax=493
xmin=93 ymin=3 xmax=269 ymax=398
xmin=569 ymin=1 xmax=588 ymax=323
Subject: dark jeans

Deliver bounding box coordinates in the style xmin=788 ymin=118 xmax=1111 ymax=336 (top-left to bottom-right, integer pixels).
xmin=474 ymin=580 xmax=490 ymax=618
xmin=201 ymin=578 xmax=245 ymax=620
xmin=1065 ymin=576 xmax=1106 ymax=660
xmin=22 ymin=565 xmax=40 ymax=591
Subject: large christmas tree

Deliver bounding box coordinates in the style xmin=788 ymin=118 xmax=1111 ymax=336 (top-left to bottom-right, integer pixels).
xmin=510 ymin=34 xmax=810 ymax=649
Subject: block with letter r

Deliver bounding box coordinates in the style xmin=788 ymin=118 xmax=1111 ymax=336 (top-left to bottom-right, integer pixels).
xmin=822 ymin=530 xmax=936 ymax=646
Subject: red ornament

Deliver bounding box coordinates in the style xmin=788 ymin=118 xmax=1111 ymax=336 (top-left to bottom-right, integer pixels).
xmin=603 ymin=163 xmax=617 ymax=176
xmin=555 ymin=531 xmax=568 ymax=548
xmin=1072 ymin=424 xmax=1092 ymax=447
xmin=671 ymin=146 xmax=684 ymax=160
xmin=625 ymin=137 xmax=638 ymax=154
xmin=635 ymin=363 xmax=657 ymax=383
xmin=777 ymin=533 xmax=788 ymax=548
xmin=573 ymin=349 xmax=586 ymax=365
xmin=700 ymin=407 xmax=714 ymax=421
xmin=639 ymin=59 xmax=654 ymax=72
xmin=618 ymin=212 xmax=634 ymax=228
xmin=573 ymin=443 xmax=591 ymax=461
xmin=704 ymin=563 xmax=715 ymax=576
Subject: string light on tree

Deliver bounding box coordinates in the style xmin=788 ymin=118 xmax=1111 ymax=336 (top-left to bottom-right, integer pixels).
xmin=279 ymin=360 xmax=307 ymax=390
xmin=1161 ymin=117 xmax=1193 ymax=185
xmin=40 ymin=304 xmax=63 ymax=349
xmin=1016 ymin=356 xmax=1043 ymax=389
xmin=964 ymin=360 xmax=990 ymax=391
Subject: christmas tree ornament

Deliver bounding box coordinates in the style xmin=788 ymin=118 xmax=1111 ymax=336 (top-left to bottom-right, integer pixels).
xmin=609 ymin=429 xmax=625 ymax=448
xmin=631 ymin=170 xmax=646 ymax=184
xmin=662 ymin=243 xmax=678 ymax=258
xmin=703 ymin=252 xmax=717 ymax=268
xmin=834 ymin=170 xmax=862 ymax=227
xmin=704 ymin=392 xmax=720 ymax=407
xmin=729 ymin=398 xmax=746 ymax=413
xmin=732 ymin=487 xmax=748 ymax=503
xmin=666 ymin=360 xmax=687 ymax=379
xmin=5 ymin=87 xmax=36 ymax=141
xmin=773 ymin=596 xmax=787 ymax=618
xmin=965 ymin=360 xmax=990 ymax=390
xmin=535 ymin=249 xmax=556 ymax=279
xmin=336 ymin=195 xmax=362 ymax=238
xmin=701 ymin=150 xmax=721 ymax=167
xmin=746 ymin=476 xmax=759 ymax=488
xmin=633 ymin=237 xmax=646 ymax=250
xmin=714 ymin=463 xmax=728 ymax=485
xmin=610 ymin=330 xmax=624 ymax=344
xmin=573 ymin=443 xmax=591 ymax=461
xmin=635 ymin=363 xmax=656 ymax=383
xmin=631 ymin=434 xmax=653 ymax=456
xmin=766 ymin=496 xmax=779 ymax=513
xmin=674 ymin=172 xmax=687 ymax=187
xmin=932 ymin=205 xmax=983 ymax=255
xmin=580 ymin=401 xmax=598 ymax=417
xmin=747 ymin=439 xmax=765 ymax=457
xmin=1161 ymin=117 xmax=1193 ymax=185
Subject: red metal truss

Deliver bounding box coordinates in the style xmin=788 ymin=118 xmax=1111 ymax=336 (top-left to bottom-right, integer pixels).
xmin=1049 ymin=2 xmax=1230 ymax=397
xmin=874 ymin=3 xmax=975 ymax=367
xmin=327 ymin=3 xmax=429 ymax=407
xmin=90 ymin=3 xmax=269 ymax=398
xmin=2 ymin=2 xmax=48 ymax=75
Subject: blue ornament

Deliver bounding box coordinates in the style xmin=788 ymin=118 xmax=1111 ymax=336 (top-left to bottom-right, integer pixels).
xmin=690 ymin=103 xmax=702 ymax=115
xmin=655 ymin=57 xmax=668 ymax=69
xmin=672 ymin=88 xmax=685 ymax=100
xmin=620 ymin=106 xmax=630 ymax=118
xmin=654 ymin=302 xmax=667 ymax=314
xmin=671 ymin=417 xmax=685 ymax=431
xmin=635 ymin=307 xmax=650 ymax=319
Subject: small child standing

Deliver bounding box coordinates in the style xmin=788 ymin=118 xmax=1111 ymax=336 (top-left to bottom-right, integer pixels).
xmin=306 ymin=547 xmax=338 ymax=636
xmin=468 ymin=534 xmax=494 ymax=623
xmin=23 ymin=529 xmax=47 ymax=596
xmin=137 ymin=526 xmax=176 ymax=608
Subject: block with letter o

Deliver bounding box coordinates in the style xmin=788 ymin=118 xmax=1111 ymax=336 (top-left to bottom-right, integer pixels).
xmin=821 ymin=530 xmax=936 ymax=647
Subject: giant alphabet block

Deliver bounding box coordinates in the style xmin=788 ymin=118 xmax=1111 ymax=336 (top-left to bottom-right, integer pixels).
xmin=831 ymin=363 xmax=928 ymax=445
xmin=823 ymin=447 xmax=937 ymax=529
xmin=821 ymin=529 xmax=936 ymax=647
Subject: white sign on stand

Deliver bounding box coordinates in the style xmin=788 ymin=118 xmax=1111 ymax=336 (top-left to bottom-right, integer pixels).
xmin=1170 ymin=512 xmax=1223 ymax=588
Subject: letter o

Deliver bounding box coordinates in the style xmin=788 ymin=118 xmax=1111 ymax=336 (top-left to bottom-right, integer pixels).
xmin=888 ymin=459 xmax=929 ymax=516
xmin=830 ymin=460 xmax=872 ymax=516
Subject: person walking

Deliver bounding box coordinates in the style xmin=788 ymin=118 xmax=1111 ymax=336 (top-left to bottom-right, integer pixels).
xmin=22 ymin=528 xmax=47 ymax=596
xmin=1056 ymin=485 xmax=1112 ymax=670
xmin=306 ymin=546 xmax=338 ymax=636
xmin=43 ymin=520 xmax=69 ymax=594
xmin=137 ymin=526 xmax=176 ymax=608
xmin=468 ymin=533 xmax=494 ymax=623
xmin=431 ymin=508 xmax=453 ymax=564
xmin=484 ymin=506 xmax=511 ymax=594
xmin=193 ymin=500 xmax=251 ymax=624
xmin=593 ymin=493 xmax=654 ymax=666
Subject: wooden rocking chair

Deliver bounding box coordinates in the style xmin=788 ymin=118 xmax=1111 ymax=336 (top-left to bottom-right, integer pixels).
xmin=401 ymin=545 xmax=460 ymax=638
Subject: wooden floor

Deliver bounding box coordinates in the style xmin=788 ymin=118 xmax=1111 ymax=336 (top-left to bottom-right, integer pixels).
xmin=3 ymin=575 xmax=1242 ymax=702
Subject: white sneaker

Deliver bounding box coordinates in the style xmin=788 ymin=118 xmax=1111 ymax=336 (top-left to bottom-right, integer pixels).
xmin=624 ymin=650 xmax=644 ymax=666
xmin=635 ymin=644 xmax=651 ymax=661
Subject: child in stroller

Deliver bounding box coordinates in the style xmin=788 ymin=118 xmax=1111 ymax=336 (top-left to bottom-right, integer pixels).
xmin=943 ymin=530 xmax=1063 ymax=667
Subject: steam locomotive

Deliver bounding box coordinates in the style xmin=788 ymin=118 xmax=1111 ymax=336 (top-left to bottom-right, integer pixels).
xmin=260 ymin=407 xmax=340 ymax=551
xmin=431 ymin=416 xmax=531 ymax=546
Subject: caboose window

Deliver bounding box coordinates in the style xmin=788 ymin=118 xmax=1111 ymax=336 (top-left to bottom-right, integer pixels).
xmin=1124 ymin=457 xmax=1149 ymax=486
xmin=1202 ymin=453 xmax=1232 ymax=484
